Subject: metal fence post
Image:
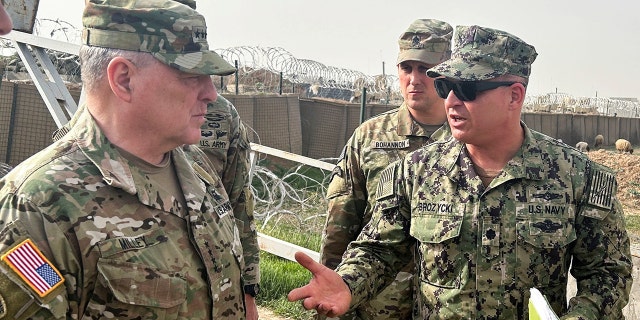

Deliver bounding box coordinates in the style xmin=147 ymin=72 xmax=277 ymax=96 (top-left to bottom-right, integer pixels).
xmin=359 ymin=87 xmax=367 ymax=124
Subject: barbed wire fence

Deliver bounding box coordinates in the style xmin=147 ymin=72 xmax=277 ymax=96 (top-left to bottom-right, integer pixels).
xmin=523 ymin=92 xmax=640 ymax=118
xmin=251 ymin=158 xmax=336 ymax=234
xmin=1 ymin=17 xmax=639 ymax=227
xmin=213 ymin=46 xmax=401 ymax=104
xmin=1 ymin=18 xmax=639 ymax=115
xmin=0 ymin=162 xmax=11 ymax=179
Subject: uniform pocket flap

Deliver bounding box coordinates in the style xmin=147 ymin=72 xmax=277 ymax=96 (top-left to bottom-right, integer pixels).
xmin=410 ymin=214 xmax=463 ymax=244
xmin=519 ymin=217 xmax=576 ymax=249
xmin=97 ymin=259 xmax=186 ymax=308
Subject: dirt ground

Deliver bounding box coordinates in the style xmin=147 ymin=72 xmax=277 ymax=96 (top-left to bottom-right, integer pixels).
xmin=257 ymin=306 xmax=290 ymax=320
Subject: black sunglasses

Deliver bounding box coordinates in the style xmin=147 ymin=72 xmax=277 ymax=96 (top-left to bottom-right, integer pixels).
xmin=434 ymin=78 xmax=520 ymax=101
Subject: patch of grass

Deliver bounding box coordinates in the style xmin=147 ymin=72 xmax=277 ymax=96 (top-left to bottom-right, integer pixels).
xmin=282 ymin=166 xmax=328 ymax=191
xmin=255 ymin=158 xmax=331 ymax=193
xmin=256 ymin=252 xmax=316 ymax=320
xmin=629 ymin=182 xmax=640 ymax=198
xmin=625 ymin=215 xmax=640 ymax=235
xmin=256 ymin=214 xmax=323 ymax=319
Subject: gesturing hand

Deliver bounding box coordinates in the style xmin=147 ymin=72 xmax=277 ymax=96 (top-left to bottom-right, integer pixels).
xmin=287 ymin=251 xmax=352 ymax=317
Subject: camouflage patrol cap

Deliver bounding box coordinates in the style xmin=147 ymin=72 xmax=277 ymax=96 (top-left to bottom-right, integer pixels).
xmin=427 ymin=25 xmax=537 ymax=81
xmin=397 ymin=19 xmax=453 ymax=65
xmin=82 ymin=0 xmax=235 ymax=76
xmin=174 ymin=0 xmax=196 ymax=9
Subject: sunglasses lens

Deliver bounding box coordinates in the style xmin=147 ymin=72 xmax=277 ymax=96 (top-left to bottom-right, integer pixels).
xmin=434 ymin=79 xmax=475 ymax=101
xmin=434 ymin=79 xmax=449 ymax=99
xmin=456 ymin=82 xmax=475 ymax=101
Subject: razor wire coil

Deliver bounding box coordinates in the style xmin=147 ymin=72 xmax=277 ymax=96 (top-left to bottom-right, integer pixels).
xmin=0 ymin=18 xmax=637 ymax=115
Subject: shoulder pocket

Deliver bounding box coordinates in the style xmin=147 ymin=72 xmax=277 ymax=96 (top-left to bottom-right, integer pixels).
xmin=516 ymin=203 xmax=577 ymax=249
xmin=0 ymin=233 xmax=68 ymax=319
xmin=326 ymin=166 xmax=349 ymax=199
xmin=0 ymin=270 xmax=67 ymax=320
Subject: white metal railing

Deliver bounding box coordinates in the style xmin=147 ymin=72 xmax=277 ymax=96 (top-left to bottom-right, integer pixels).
xmin=249 ymin=142 xmax=328 ymax=262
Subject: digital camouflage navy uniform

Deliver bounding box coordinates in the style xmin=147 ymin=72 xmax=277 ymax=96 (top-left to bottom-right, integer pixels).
xmin=199 ymin=95 xmax=260 ymax=289
xmin=339 ymin=126 xmax=633 ymax=319
xmin=0 ymin=108 xmax=246 ymax=319
xmin=320 ymin=19 xmax=452 ymax=320
xmin=335 ymin=25 xmax=633 ymax=319
xmin=0 ymin=0 xmax=250 ymax=319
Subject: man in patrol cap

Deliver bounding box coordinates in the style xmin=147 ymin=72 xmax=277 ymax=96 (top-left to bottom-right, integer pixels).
xmin=319 ymin=18 xmax=452 ymax=319
xmin=0 ymin=0 xmax=254 ymax=319
xmin=289 ymin=25 xmax=633 ymax=319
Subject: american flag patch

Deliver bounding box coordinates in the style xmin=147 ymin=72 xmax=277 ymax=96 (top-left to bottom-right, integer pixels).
xmin=1 ymin=239 xmax=64 ymax=297
xmin=587 ymin=169 xmax=615 ymax=210
xmin=376 ymin=165 xmax=396 ymax=200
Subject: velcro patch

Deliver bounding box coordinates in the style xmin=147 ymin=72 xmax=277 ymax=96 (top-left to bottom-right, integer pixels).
xmin=0 ymin=293 xmax=5 ymax=318
xmin=1 ymin=239 xmax=64 ymax=298
xmin=214 ymin=201 xmax=233 ymax=218
xmin=586 ymin=169 xmax=615 ymax=210
xmin=371 ymin=139 xmax=410 ymax=149
xmin=376 ymin=165 xmax=396 ymax=200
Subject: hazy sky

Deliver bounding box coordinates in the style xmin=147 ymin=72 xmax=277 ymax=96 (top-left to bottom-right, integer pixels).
xmin=36 ymin=0 xmax=640 ymax=99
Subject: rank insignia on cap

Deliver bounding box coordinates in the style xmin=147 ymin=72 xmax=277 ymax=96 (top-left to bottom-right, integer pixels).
xmin=1 ymin=239 xmax=64 ymax=297
xmin=193 ymin=27 xmax=207 ymax=41
xmin=411 ymin=35 xmax=422 ymax=48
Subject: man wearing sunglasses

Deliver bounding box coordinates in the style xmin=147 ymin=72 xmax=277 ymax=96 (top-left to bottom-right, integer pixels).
xmin=319 ymin=19 xmax=452 ymax=319
xmin=289 ymin=25 xmax=632 ymax=319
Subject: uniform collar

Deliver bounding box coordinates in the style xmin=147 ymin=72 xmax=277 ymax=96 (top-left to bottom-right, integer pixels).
xmin=397 ymin=102 xmax=428 ymax=136
xmin=396 ymin=102 xmax=449 ymax=139
xmin=66 ymin=104 xmax=208 ymax=211
xmin=435 ymin=121 xmax=546 ymax=183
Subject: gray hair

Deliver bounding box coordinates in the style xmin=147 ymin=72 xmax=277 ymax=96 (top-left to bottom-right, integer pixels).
xmin=79 ymin=46 xmax=157 ymax=91
xmin=495 ymin=74 xmax=529 ymax=88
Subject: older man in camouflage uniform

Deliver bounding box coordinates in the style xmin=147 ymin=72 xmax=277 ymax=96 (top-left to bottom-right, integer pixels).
xmin=0 ymin=0 xmax=253 ymax=319
xmin=289 ymin=25 xmax=633 ymax=319
xmin=319 ymin=19 xmax=452 ymax=319
xmin=52 ymin=1 xmax=261 ymax=318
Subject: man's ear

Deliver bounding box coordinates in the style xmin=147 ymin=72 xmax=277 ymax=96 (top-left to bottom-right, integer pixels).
xmin=106 ymin=57 xmax=135 ymax=102
xmin=509 ymin=82 xmax=526 ymax=109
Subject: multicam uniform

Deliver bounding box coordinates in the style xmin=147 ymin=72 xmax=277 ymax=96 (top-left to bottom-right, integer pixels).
xmin=198 ymin=95 xmax=260 ymax=289
xmin=54 ymin=96 xmax=260 ymax=291
xmin=0 ymin=108 xmax=246 ymax=319
xmin=337 ymin=123 xmax=633 ymax=319
xmin=321 ymin=103 xmax=448 ymax=319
